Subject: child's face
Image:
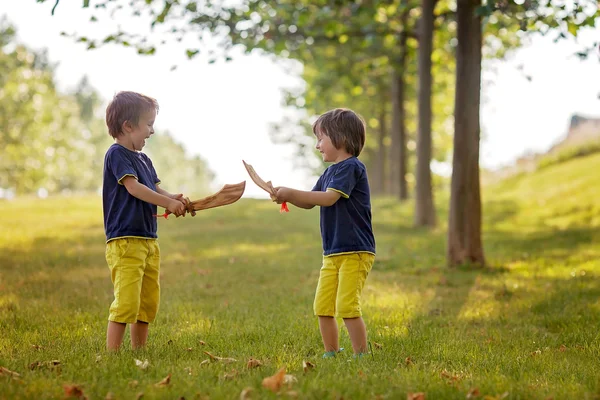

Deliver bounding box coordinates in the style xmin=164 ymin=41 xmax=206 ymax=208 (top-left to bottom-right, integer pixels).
xmin=127 ymin=109 xmax=156 ymax=151
xmin=315 ymin=130 xmax=338 ymax=163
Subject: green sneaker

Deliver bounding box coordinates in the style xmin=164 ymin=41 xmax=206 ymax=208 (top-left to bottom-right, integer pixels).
xmin=322 ymin=347 xmax=344 ymax=359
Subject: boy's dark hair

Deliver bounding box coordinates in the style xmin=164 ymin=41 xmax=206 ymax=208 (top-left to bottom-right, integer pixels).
xmin=105 ymin=91 xmax=159 ymax=138
xmin=312 ymin=108 xmax=366 ymax=157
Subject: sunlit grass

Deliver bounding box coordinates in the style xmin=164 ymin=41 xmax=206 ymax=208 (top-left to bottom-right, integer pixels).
xmin=2 ymin=154 xmax=600 ymax=398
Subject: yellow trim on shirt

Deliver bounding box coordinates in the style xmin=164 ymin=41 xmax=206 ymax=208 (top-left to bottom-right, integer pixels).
xmin=324 ymin=251 xmax=376 ymax=258
xmin=327 ymin=188 xmax=349 ymax=199
xmin=107 ymin=235 xmax=157 ymax=244
xmin=117 ymin=174 xmax=137 ymax=185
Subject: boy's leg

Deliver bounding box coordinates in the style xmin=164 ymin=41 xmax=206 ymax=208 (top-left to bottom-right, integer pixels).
xmin=134 ymin=239 xmax=160 ymax=349
xmin=107 ymin=321 xmax=126 ymax=351
xmin=343 ymin=317 xmax=368 ymax=353
xmin=314 ymin=256 xmax=340 ymax=353
xmin=318 ymin=316 xmax=339 ymax=352
xmin=130 ymin=321 xmax=149 ymax=349
xmin=336 ymin=253 xmax=374 ymax=354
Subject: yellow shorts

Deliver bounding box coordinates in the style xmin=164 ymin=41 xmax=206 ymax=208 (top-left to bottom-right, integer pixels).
xmin=313 ymin=252 xmax=374 ymax=319
xmin=105 ymin=237 xmax=160 ymax=324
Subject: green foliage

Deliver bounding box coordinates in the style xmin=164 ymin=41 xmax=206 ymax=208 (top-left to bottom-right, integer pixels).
xmin=2 ymin=153 xmax=600 ymax=398
xmin=0 ymin=19 xmax=214 ymax=196
xmin=536 ymin=140 xmax=600 ymax=170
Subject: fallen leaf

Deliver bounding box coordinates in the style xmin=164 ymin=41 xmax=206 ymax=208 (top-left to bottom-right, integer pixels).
xmin=530 ymin=349 xmax=541 ymax=357
xmin=283 ymin=374 xmax=297 ymax=386
xmin=135 ymin=359 xmax=149 ymax=370
xmin=466 ymin=387 xmax=480 ymax=399
xmin=200 ymin=359 xmax=210 ymax=366
xmin=373 ymin=342 xmax=383 ymax=349
xmin=199 ymin=340 xmax=206 ymax=346
xmin=128 ymin=380 xmax=139 ymax=388
xmin=167 ymin=339 xmax=173 ymax=345
xmin=302 ymin=360 xmax=315 ymax=373
xmin=31 ymin=344 xmax=43 ymax=350
xmin=63 ymin=384 xmax=87 ymax=399
xmin=407 ymin=393 xmax=425 ymax=400
xmin=559 ymin=345 xmax=567 ymax=352
xmin=203 ymin=351 xmax=237 ymax=363
xmin=187 ymin=348 xmax=193 ymax=352
xmin=154 ymin=374 xmax=171 ymax=387
xmin=405 ymin=356 xmax=413 ymax=367
xmin=483 ymin=392 xmax=508 ymax=400
xmin=240 ymin=387 xmax=253 ymax=400
xmin=262 ymin=366 xmax=286 ymax=392
xmin=0 ymin=367 xmax=20 ymax=379
xmin=135 ymin=393 xmax=144 ymax=400
xmin=95 ymin=355 xmax=102 ymax=363
xmin=223 ymin=369 xmax=238 ymax=380
xmin=105 ymin=392 xmax=115 ymax=400
xmin=247 ymin=358 xmax=262 ymax=369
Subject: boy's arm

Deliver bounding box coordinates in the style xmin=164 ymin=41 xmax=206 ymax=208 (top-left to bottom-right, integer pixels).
xmin=122 ymin=177 xmax=185 ymax=215
xmin=156 ymin=185 xmax=179 ymax=199
xmin=275 ymin=187 xmax=341 ymax=209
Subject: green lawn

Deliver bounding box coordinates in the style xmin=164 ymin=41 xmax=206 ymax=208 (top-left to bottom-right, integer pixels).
xmin=2 ymin=154 xmax=600 ymax=399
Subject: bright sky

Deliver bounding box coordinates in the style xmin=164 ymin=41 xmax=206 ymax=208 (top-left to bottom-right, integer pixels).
xmin=3 ymin=2 xmax=599 ymax=196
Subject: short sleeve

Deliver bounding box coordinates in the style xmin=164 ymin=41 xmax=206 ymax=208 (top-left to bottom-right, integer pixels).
xmin=312 ymin=174 xmax=324 ymax=192
xmin=142 ymin=153 xmax=161 ymax=185
xmin=326 ymin=162 xmax=360 ymax=199
xmin=106 ymin=147 xmax=137 ymax=185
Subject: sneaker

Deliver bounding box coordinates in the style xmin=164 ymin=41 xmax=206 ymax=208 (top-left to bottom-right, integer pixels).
xmin=322 ymin=347 xmax=344 ymax=359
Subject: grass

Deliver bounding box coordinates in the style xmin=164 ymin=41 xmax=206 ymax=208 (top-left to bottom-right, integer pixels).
xmin=2 ymin=153 xmax=600 ymax=399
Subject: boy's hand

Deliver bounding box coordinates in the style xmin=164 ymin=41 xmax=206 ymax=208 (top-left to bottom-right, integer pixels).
xmin=166 ymin=198 xmax=186 ymax=217
xmin=273 ymin=187 xmax=292 ymax=204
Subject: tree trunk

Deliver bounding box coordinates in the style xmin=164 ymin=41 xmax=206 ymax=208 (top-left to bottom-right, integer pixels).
xmin=390 ymin=1 xmax=410 ymax=200
xmin=376 ymin=106 xmax=387 ymax=194
xmin=447 ymin=0 xmax=485 ymax=267
xmin=390 ymin=68 xmax=408 ymax=200
xmin=415 ymin=0 xmax=436 ymax=227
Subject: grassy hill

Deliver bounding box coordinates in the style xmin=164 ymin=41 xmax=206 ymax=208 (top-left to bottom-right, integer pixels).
xmin=1 ymin=153 xmax=600 ymax=399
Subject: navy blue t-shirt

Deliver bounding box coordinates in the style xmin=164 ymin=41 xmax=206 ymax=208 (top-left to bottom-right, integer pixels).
xmin=102 ymin=144 xmax=161 ymax=242
xmin=312 ymin=157 xmax=376 ymax=256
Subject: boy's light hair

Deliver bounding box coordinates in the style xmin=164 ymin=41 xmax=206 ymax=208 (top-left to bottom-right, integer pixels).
xmin=312 ymin=108 xmax=366 ymax=157
xmin=105 ymin=91 xmax=159 ymax=138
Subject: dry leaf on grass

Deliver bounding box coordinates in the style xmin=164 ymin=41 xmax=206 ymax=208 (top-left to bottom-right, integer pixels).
xmin=203 ymin=351 xmax=237 ymax=363
xmin=0 ymin=366 xmax=21 ymax=379
xmin=135 ymin=359 xmax=150 ymax=370
xmin=262 ymin=366 xmax=286 ymax=392
xmin=302 ymin=360 xmax=315 ymax=373
xmin=240 ymin=387 xmax=253 ymax=400
xmin=154 ymin=374 xmax=171 ymax=387
xmin=223 ymin=369 xmax=238 ymax=380
xmin=247 ymin=358 xmax=262 ymax=369
xmin=63 ymin=384 xmax=87 ymax=399
xmin=31 ymin=344 xmax=43 ymax=350
xmin=466 ymin=387 xmax=480 ymax=399
xmin=404 ymin=356 xmax=414 ymax=367
xmin=559 ymin=344 xmax=567 ymax=352
xmin=199 ymin=340 xmax=206 ymax=346
xmin=129 ymin=380 xmax=139 ymax=388
xmin=483 ymin=392 xmax=508 ymax=400
xmin=283 ymin=374 xmax=297 ymax=386
xmin=105 ymin=392 xmax=115 ymax=400
xmin=135 ymin=393 xmax=144 ymax=400
xmin=373 ymin=342 xmax=383 ymax=349
xmin=29 ymin=360 xmax=61 ymax=372
xmin=200 ymin=359 xmax=211 ymax=366
xmin=407 ymin=393 xmax=425 ymax=400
